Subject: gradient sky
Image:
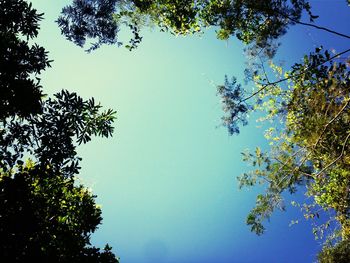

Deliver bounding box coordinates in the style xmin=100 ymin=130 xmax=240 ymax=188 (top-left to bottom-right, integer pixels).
xmin=29 ymin=1 xmax=350 ymax=262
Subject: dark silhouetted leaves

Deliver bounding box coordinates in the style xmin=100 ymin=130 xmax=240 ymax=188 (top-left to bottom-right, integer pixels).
xmin=0 ymin=1 xmax=119 ymax=261
xmin=0 ymin=162 xmax=119 ymax=263
xmin=0 ymin=90 xmax=116 ymax=178
xmin=318 ymin=239 xmax=350 ymax=263
xmin=0 ymin=0 xmax=51 ymax=118
xmin=57 ymin=0 xmax=121 ymax=52
xmin=217 ymin=76 xmax=250 ymax=134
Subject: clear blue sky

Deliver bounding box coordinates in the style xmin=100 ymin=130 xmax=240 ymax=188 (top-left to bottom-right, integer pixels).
xmin=29 ymin=1 xmax=350 ymax=262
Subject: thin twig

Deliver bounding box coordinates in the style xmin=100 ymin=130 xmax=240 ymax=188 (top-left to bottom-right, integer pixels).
xmin=243 ymin=48 xmax=350 ymax=102
xmin=298 ymin=98 xmax=350 ymax=168
xmin=288 ymin=17 xmax=350 ymax=40
xmin=313 ymin=99 xmax=350 ymax=149
xmin=250 ymin=3 xmax=350 ymax=40
xmin=315 ymin=132 xmax=350 ymax=178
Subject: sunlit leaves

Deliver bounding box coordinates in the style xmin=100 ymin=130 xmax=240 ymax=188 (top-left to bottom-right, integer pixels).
xmin=233 ymin=48 xmax=350 ymax=242
xmin=318 ymin=239 xmax=350 ymax=263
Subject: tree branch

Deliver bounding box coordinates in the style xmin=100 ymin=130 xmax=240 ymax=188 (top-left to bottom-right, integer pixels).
xmin=249 ymin=3 xmax=350 ymax=40
xmin=297 ymin=98 xmax=350 ymax=169
xmin=287 ymin=16 xmax=350 ymax=40
xmin=313 ymin=99 xmax=350 ymax=149
xmin=243 ymin=48 xmax=350 ymax=102
xmin=315 ymin=132 xmax=350 ymax=178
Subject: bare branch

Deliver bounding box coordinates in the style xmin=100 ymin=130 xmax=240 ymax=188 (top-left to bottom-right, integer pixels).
xmin=287 ymin=16 xmax=350 ymax=40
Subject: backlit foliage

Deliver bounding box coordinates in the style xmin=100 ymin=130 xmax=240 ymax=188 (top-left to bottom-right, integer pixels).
xmin=0 ymin=0 xmax=51 ymax=118
xmin=0 ymin=0 xmax=119 ymax=261
xmin=224 ymin=48 xmax=350 ymax=249
xmin=0 ymin=161 xmax=118 ymax=262
xmin=58 ymin=0 xmax=312 ymax=52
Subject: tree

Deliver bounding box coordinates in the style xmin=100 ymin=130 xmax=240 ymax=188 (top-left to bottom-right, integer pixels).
xmin=221 ymin=48 xmax=350 ymax=242
xmin=213 ymin=3 xmax=350 ymax=259
xmin=318 ymin=239 xmax=350 ymax=263
xmin=1 ymin=90 xmax=115 ymax=177
xmin=0 ymin=0 xmax=51 ymax=118
xmin=0 ymin=90 xmax=119 ymax=262
xmin=0 ymin=161 xmax=118 ymax=263
xmin=0 ymin=0 xmax=119 ymax=261
xmin=57 ymin=0 xmax=122 ymax=52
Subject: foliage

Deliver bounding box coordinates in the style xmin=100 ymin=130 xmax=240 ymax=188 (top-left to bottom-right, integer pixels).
xmin=0 ymin=90 xmax=118 ymax=262
xmin=318 ymin=239 xmax=350 ymax=263
xmin=57 ymin=0 xmax=121 ymax=52
xmin=0 ymin=161 xmax=119 ymax=263
xmin=58 ymin=0 xmax=313 ymax=52
xmin=217 ymin=76 xmax=250 ymax=134
xmin=0 ymin=0 xmax=51 ymax=118
xmin=221 ymin=48 xmax=350 ymax=244
xmin=0 ymin=90 xmax=116 ymax=177
xmin=0 ymin=89 xmax=118 ymax=261
xmin=0 ymin=0 xmax=119 ymax=261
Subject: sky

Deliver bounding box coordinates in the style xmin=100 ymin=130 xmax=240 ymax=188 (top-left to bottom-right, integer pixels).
xmin=29 ymin=1 xmax=350 ymax=262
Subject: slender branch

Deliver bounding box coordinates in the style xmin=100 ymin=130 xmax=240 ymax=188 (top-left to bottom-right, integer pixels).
xmin=242 ymin=84 xmax=270 ymax=102
xmin=287 ymin=16 xmax=350 ymax=40
xmin=324 ymin=98 xmax=334 ymax=118
xmin=271 ymin=48 xmax=350 ymax=86
xmin=315 ymin=132 xmax=350 ymax=178
xmin=258 ymin=55 xmax=270 ymax=83
xmin=249 ymin=3 xmax=350 ymax=40
xmin=314 ymin=99 xmax=350 ymax=149
xmin=242 ymin=55 xmax=276 ymax=102
xmin=260 ymin=176 xmax=272 ymax=184
xmin=267 ymin=150 xmax=312 ymax=192
xmin=298 ymin=98 xmax=350 ymax=168
xmin=243 ymin=48 xmax=350 ymax=102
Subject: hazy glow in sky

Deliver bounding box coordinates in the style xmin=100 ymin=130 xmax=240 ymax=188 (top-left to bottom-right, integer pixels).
xmin=30 ymin=1 xmax=349 ymax=262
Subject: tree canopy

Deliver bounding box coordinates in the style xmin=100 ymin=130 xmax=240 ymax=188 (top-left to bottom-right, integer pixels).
xmin=0 ymin=161 xmax=117 ymax=262
xmin=318 ymin=239 xmax=350 ymax=263
xmin=0 ymin=90 xmax=118 ymax=262
xmin=228 ymin=48 xmax=350 ymax=241
xmin=57 ymin=0 xmax=314 ymax=53
xmin=0 ymin=0 xmax=119 ymax=261
xmin=0 ymin=0 xmax=51 ymax=118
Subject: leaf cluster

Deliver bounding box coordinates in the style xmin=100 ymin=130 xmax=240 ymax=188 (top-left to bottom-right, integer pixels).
xmin=217 ymin=76 xmax=250 ymax=134
xmin=0 ymin=0 xmax=51 ymax=118
xmin=318 ymin=239 xmax=350 ymax=263
xmin=0 ymin=162 xmax=119 ymax=263
xmin=1 ymin=89 xmax=116 ymax=179
xmin=57 ymin=0 xmax=121 ymax=52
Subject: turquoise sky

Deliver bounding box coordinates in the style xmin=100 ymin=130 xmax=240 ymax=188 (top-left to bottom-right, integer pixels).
xmin=30 ymin=1 xmax=349 ymax=262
